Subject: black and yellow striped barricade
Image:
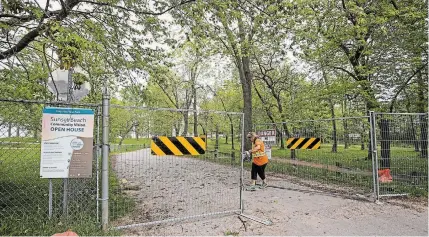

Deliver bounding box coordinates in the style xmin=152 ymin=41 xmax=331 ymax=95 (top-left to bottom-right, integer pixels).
xmin=286 ymin=137 xmax=321 ymax=150
xmin=151 ymin=136 xmax=206 ymax=156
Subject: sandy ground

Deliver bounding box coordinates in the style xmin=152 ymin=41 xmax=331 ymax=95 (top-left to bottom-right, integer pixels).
xmin=112 ymin=149 xmax=428 ymax=236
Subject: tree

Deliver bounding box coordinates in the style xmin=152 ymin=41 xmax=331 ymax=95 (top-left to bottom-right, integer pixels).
xmin=0 ymin=0 xmax=196 ymax=103
xmin=175 ymin=0 xmax=291 ymax=150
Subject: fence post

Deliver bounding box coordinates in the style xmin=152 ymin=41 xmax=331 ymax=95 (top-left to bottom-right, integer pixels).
xmin=240 ymin=114 xmax=245 ymax=214
xmin=62 ymin=68 xmax=74 ymax=217
xmin=369 ymin=111 xmax=380 ymax=201
xmin=101 ymin=88 xmax=110 ymax=231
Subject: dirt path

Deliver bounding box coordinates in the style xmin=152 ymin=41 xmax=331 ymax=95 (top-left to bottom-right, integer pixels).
xmin=113 ymin=149 xmax=428 ymax=236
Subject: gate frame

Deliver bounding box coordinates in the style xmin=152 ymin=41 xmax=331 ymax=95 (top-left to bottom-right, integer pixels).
xmin=372 ymin=111 xmax=428 ymax=199
xmin=106 ymin=102 xmax=248 ymax=230
xmin=253 ymin=113 xmax=428 ymax=202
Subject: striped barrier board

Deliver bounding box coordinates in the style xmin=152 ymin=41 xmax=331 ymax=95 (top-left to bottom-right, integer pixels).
xmin=286 ymin=137 xmax=321 ymax=150
xmin=151 ymin=136 xmax=206 ymax=156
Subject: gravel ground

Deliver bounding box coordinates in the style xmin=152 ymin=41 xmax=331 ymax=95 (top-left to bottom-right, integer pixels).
xmin=112 ymin=149 xmax=428 ymax=236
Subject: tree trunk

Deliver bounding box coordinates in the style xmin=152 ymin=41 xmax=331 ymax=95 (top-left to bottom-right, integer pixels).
xmin=419 ymin=115 xmax=428 ymax=158
xmin=135 ymin=124 xmax=139 ymax=140
xmin=182 ymin=112 xmax=189 ymax=136
xmin=331 ymin=118 xmax=338 ymax=153
xmin=282 ymin=122 xmax=290 ymax=153
xmin=410 ymin=117 xmax=420 ymax=151
xmin=344 ymin=119 xmax=349 ymax=149
xmin=119 ymin=123 xmax=135 ymax=146
xmin=416 ymin=71 xmax=427 ymax=158
xmin=342 ymin=99 xmax=349 ymax=149
xmin=225 ymin=134 xmax=228 ymax=144
xmin=16 ymin=126 xmax=20 ymax=137
xmin=365 ymin=84 xmax=378 ymax=160
xmin=240 ymin=58 xmax=253 ymax=151
xmin=230 ymin=122 xmax=235 ymax=150
xmin=8 ymin=123 xmax=12 ymax=137
xmin=380 ymin=118 xmax=391 ymax=169
xmin=193 ymin=84 xmax=198 ymax=137
xmin=361 ymin=121 xmax=366 ymax=150
xmin=322 ymin=70 xmax=337 ymax=153
xmin=279 ymin=124 xmax=285 ymax=150
xmin=405 ymin=91 xmax=420 ymax=151
xmin=199 ymin=123 xmax=206 ymax=136
xmin=215 ymin=124 xmax=219 ymax=150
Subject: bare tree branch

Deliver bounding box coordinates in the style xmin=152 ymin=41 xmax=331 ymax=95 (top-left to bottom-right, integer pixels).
xmin=332 ymin=66 xmax=359 ymax=81
xmin=389 ymin=65 xmax=426 ymax=112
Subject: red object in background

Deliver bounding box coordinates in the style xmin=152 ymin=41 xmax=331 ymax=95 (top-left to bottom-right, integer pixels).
xmin=378 ymin=169 xmax=393 ymax=183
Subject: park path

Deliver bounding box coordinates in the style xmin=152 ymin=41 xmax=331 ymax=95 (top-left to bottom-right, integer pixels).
xmin=112 ymin=149 xmax=428 ymax=236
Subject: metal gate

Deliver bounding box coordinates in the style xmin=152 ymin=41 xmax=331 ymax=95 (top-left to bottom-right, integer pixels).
xmin=253 ymin=113 xmax=428 ymax=201
xmin=0 ymin=99 xmax=101 ymax=235
xmin=372 ymin=112 xmax=428 ymax=198
xmin=107 ymin=104 xmax=245 ymax=229
xmin=253 ymin=116 xmax=374 ymax=198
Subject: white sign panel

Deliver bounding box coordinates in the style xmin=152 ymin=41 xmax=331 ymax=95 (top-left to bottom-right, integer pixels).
xmin=257 ymin=129 xmax=276 ymax=146
xmin=40 ymin=107 xmax=94 ymax=178
xmin=47 ymin=68 xmax=90 ymax=102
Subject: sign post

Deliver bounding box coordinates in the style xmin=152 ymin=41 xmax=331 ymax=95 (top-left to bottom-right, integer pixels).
xmin=40 ymin=107 xmax=94 ymax=218
xmin=46 ymin=67 xmax=90 ymax=218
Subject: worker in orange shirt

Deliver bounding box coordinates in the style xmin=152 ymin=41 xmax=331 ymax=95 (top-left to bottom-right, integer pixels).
xmin=246 ymin=132 xmax=269 ymax=191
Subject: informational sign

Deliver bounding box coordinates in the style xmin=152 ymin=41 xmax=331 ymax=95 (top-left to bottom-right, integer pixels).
xmin=257 ymin=129 xmax=276 ymax=160
xmin=257 ymin=129 xmax=276 ymax=146
xmin=40 ymin=107 xmax=94 ymax=178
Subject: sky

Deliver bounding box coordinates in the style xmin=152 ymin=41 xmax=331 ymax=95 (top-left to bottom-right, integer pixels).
xmin=29 ymin=0 xmax=306 ymax=98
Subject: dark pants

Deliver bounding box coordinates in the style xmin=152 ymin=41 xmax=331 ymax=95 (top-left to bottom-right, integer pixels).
xmin=251 ymin=163 xmax=267 ymax=180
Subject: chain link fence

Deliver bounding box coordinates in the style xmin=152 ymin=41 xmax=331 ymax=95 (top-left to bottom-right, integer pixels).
xmin=1 ymin=97 xmax=427 ymax=235
xmin=0 ymin=99 xmax=101 ymax=235
xmin=254 ymin=117 xmax=374 ymax=198
xmin=373 ymin=113 xmax=428 ymax=197
xmin=108 ymin=105 xmax=244 ymax=229
xmin=254 ymin=114 xmax=428 ymax=200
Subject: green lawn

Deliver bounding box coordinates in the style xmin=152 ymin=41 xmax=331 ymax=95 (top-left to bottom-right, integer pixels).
xmin=111 ymin=138 xmax=151 ymax=145
xmin=0 ymin=148 xmax=125 ymax=235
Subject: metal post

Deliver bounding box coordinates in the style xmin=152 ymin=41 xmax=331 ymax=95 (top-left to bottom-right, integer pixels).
xmin=369 ymin=111 xmax=380 ymax=202
xmin=63 ymin=68 xmax=73 ymax=217
xmin=96 ymin=108 xmax=101 ymax=223
xmin=49 ymin=179 xmax=52 ymax=219
xmin=101 ymin=86 xmax=110 ymax=231
xmin=240 ymin=113 xmax=245 ymax=214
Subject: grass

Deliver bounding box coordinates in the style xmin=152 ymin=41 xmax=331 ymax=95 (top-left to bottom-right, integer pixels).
xmin=110 ymin=138 xmax=151 ymax=154
xmin=108 ymin=158 xmax=136 ymax=222
xmin=0 ymin=137 xmax=39 ymax=142
xmin=204 ymin=138 xmax=428 ymax=197
xmin=0 ymin=147 xmax=128 ymax=235
xmin=111 ymin=138 xmax=151 ymax=145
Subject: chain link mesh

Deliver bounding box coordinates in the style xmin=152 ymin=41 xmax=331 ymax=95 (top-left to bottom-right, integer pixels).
xmin=108 ymin=105 xmax=243 ymax=229
xmin=375 ymin=113 xmax=428 ymax=197
xmin=0 ymin=100 xmax=101 ymax=235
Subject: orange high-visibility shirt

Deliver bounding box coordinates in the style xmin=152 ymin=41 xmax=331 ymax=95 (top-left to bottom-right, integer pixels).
xmin=252 ymin=139 xmax=268 ymax=166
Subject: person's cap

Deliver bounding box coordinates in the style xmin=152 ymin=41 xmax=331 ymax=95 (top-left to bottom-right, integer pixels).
xmin=247 ymin=132 xmax=257 ymax=138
